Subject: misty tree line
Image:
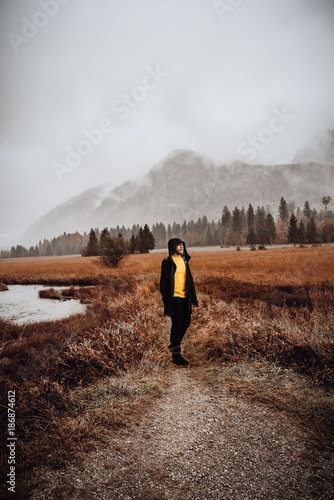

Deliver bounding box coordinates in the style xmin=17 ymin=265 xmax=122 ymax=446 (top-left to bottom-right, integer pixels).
xmin=2 ymin=231 xmax=84 ymax=259
xmin=218 ymin=197 xmax=333 ymax=247
xmin=83 ymin=224 xmax=155 ymax=257
xmin=1 ymin=196 xmax=333 ymax=259
xmin=0 ymin=224 xmax=156 ymax=259
xmin=83 ymin=195 xmax=334 ymax=253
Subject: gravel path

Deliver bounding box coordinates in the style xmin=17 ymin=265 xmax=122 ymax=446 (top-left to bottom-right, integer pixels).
xmin=27 ymin=368 xmax=333 ymax=499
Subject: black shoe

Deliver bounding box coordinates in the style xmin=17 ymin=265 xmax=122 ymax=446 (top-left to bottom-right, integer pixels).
xmin=172 ymin=354 xmax=189 ymax=366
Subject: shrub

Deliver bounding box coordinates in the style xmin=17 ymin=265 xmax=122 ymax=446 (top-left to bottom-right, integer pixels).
xmin=39 ymin=288 xmax=62 ymax=300
xmin=99 ymin=235 xmax=129 ymax=268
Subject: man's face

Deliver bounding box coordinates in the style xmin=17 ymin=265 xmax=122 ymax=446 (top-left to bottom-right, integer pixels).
xmin=174 ymin=243 xmax=184 ymax=256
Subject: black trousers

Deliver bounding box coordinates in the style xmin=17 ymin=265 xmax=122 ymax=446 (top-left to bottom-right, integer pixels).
xmin=168 ymin=297 xmax=191 ymax=354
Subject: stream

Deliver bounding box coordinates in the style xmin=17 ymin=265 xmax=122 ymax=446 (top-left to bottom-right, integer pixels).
xmin=0 ymin=285 xmax=87 ymax=325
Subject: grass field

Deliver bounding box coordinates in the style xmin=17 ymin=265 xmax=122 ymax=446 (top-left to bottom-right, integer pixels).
xmin=1 ymin=245 xmax=332 ymax=285
xmin=0 ymin=245 xmax=333 ymax=483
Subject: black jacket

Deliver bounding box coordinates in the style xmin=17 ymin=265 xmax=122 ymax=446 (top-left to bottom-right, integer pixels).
xmin=160 ymin=238 xmax=198 ymax=317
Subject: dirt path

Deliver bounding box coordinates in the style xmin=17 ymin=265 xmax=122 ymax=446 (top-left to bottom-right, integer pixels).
xmin=27 ymin=367 xmax=333 ymax=500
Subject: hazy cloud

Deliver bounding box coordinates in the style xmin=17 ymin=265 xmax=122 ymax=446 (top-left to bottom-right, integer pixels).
xmin=0 ymin=0 xmax=333 ymax=246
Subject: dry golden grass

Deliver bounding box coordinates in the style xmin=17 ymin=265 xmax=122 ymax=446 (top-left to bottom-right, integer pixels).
xmin=1 ymin=245 xmax=333 ymax=285
xmin=191 ymin=246 xmax=334 ymax=285
xmin=0 ymin=255 xmax=103 ymax=285
xmin=0 ymin=246 xmax=333 ymax=479
xmin=0 ymin=278 xmax=167 ymax=474
xmin=0 ymin=253 xmax=165 ymax=285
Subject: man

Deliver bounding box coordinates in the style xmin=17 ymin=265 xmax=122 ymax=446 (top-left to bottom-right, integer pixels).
xmin=160 ymin=238 xmax=198 ymax=366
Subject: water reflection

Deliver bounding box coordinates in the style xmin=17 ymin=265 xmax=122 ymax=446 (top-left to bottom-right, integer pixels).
xmin=0 ymin=285 xmax=87 ymax=324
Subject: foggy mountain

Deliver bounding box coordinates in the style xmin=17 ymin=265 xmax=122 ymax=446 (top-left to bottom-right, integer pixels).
xmin=293 ymin=129 xmax=334 ymax=165
xmin=20 ymin=149 xmax=333 ymax=247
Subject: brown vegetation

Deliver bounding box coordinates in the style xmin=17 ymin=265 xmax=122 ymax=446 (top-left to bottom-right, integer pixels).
xmin=1 ymin=245 xmax=333 ymax=285
xmin=0 ymin=246 xmax=333 ymax=483
xmin=38 ymin=287 xmax=63 ymax=300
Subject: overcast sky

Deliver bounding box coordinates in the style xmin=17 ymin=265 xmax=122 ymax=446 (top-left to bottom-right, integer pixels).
xmin=1 ymin=0 xmax=334 ymax=247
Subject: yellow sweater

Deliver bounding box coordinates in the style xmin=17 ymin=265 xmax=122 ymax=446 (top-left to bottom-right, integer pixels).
xmin=172 ymin=256 xmax=186 ymax=298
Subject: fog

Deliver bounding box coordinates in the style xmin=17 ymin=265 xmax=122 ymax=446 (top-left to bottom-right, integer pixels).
xmin=0 ymin=0 xmax=334 ymax=247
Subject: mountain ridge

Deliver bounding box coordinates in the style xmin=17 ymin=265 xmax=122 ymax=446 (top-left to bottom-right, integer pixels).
xmin=19 ymin=149 xmax=334 ymax=247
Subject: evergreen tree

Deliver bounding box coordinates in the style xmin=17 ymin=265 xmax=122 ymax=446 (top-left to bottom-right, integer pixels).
xmin=100 ymin=227 xmax=110 ymax=248
xmin=306 ymin=216 xmax=317 ymax=244
xmin=240 ymin=207 xmax=247 ymax=233
xmin=182 ymin=220 xmax=187 ymax=239
xmin=288 ymin=201 xmax=296 ymax=218
xmin=120 ymin=226 xmax=127 ymax=237
xmin=303 ymin=201 xmax=312 ymax=219
xmin=45 ymin=243 xmax=52 ymax=256
xmin=278 ymin=197 xmax=289 ymax=224
xmin=131 ymin=224 xmax=139 ymax=236
xmin=247 ymin=204 xmax=255 ymax=230
xmin=172 ymin=221 xmax=181 ymax=236
xmin=298 ymin=220 xmax=306 ymax=244
xmin=265 ymin=213 xmax=276 ymax=242
xmin=232 ymin=206 xmax=242 ymax=244
xmin=312 ymin=208 xmax=318 ymax=222
xmin=206 ymin=226 xmax=214 ymax=246
xmin=159 ymin=222 xmax=167 ymax=247
xmin=221 ymin=205 xmax=231 ymax=244
xmin=137 ymin=227 xmax=144 ymax=252
xmin=152 ymin=223 xmax=166 ymax=249
xmin=255 ymin=206 xmax=266 ymax=241
xmin=222 ymin=206 xmax=231 ymax=227
xmin=246 ymin=228 xmax=257 ymax=246
xmin=288 ymin=213 xmax=299 ymax=246
xmin=138 ymin=224 xmax=155 ymax=253
xmin=195 ymin=217 xmax=203 ymax=235
xmin=85 ymin=229 xmax=100 ymax=256
xmin=258 ymin=227 xmax=270 ymax=246
xmin=129 ymin=234 xmax=137 ymax=253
